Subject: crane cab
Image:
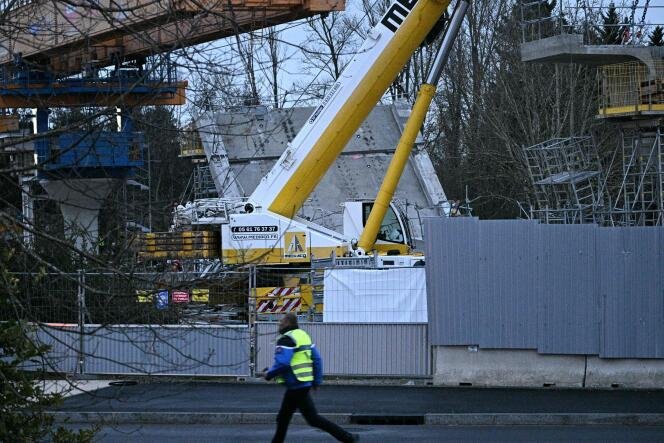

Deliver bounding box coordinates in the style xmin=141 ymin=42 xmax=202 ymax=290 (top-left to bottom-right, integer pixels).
xmin=342 ymin=201 xmax=412 ymax=255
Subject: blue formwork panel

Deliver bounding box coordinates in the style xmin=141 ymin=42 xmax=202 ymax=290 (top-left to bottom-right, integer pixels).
xmin=36 ymin=131 xmax=144 ymax=170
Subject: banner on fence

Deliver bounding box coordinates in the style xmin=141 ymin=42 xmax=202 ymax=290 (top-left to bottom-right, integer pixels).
xmin=323 ymin=268 xmax=427 ymax=322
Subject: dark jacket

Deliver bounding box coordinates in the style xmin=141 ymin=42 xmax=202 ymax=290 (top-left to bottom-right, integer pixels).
xmin=265 ymin=327 xmax=323 ymax=390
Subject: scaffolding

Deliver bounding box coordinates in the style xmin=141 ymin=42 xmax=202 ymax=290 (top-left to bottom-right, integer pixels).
xmin=520 ymin=1 xmax=656 ymax=45
xmin=524 ymin=137 xmax=607 ymax=224
xmin=123 ymin=162 xmax=152 ymax=234
xmin=610 ymin=126 xmax=664 ymax=226
xmin=193 ymin=165 xmax=219 ymax=200
xmin=520 ymin=0 xmax=566 ymax=43
xmin=598 ymin=62 xmax=664 ymax=117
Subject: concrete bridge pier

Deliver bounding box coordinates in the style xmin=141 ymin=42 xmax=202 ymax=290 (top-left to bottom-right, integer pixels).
xmin=40 ymin=178 xmax=116 ymax=254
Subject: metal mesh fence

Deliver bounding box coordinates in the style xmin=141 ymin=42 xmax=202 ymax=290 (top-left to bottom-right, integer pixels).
xmin=4 ymin=265 xmax=428 ymax=325
xmin=2 ymin=270 xmax=251 ymax=325
xmin=599 ymin=62 xmax=664 ymax=115
xmin=252 ymin=267 xmax=321 ymax=322
xmin=6 ymin=265 xmax=430 ymax=376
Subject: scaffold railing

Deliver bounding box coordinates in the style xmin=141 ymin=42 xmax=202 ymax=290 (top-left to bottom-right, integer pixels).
xmin=598 ymin=61 xmax=664 ymax=117
xmin=520 ymin=0 xmax=658 ymax=45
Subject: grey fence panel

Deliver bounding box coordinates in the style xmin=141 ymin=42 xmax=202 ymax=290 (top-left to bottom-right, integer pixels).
xmin=257 ymin=322 xmax=429 ymax=376
xmin=477 ymin=220 xmax=540 ymax=349
xmin=84 ymin=326 xmax=159 ymax=374
xmin=151 ymin=326 xmax=250 ymax=375
xmin=83 ymin=325 xmax=250 ymax=376
xmin=599 ymin=228 xmax=664 ymax=358
xmin=31 ymin=325 xmax=80 ymax=373
xmin=539 ymin=224 xmax=599 ymax=355
xmin=426 ymin=217 xmax=664 ymax=359
xmin=424 ymin=217 xmax=480 ymax=346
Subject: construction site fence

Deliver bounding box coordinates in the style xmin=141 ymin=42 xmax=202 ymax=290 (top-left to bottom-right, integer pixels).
xmin=24 ymin=324 xmax=251 ymax=376
xmin=10 ymin=267 xmax=432 ymax=377
xmin=5 ymin=270 xmax=252 ymax=325
xmin=256 ymin=322 xmax=430 ymax=377
xmin=425 ymin=217 xmax=664 ymax=359
xmin=22 ymin=322 xmax=429 ymax=377
xmin=6 ymin=265 xmax=427 ymax=325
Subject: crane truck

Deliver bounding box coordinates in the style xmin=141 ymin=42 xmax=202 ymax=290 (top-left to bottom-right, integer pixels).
xmin=142 ymin=0 xmax=469 ymax=271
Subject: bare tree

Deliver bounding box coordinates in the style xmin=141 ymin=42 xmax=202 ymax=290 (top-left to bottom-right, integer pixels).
xmin=302 ymin=12 xmax=359 ymax=82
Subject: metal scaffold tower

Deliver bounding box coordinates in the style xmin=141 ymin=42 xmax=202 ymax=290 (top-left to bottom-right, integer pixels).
xmin=519 ymin=1 xmax=664 ymax=226
xmin=597 ymin=61 xmax=664 ymax=226
xmin=612 ymin=125 xmax=663 ymax=225
xmin=524 ymin=137 xmax=607 ymax=224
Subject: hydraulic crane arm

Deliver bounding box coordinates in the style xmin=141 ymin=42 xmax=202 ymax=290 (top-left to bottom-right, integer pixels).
xmin=358 ymin=0 xmax=469 ymax=253
xmin=249 ymin=0 xmax=453 ymax=219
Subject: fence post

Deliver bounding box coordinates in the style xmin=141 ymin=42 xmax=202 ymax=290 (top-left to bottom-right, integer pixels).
xmin=76 ymin=269 xmax=85 ymax=375
xmin=248 ymin=265 xmax=257 ymax=377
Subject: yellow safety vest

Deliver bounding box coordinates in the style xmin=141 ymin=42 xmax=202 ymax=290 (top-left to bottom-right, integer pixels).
xmin=276 ymin=329 xmax=314 ymax=383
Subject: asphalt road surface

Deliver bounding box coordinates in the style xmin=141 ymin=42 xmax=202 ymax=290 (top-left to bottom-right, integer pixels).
xmin=57 ymin=382 xmax=664 ymax=415
xmin=64 ymin=423 xmax=664 ymax=442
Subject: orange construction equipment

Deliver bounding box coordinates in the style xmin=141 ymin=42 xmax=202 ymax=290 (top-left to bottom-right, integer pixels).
xmin=0 ymin=0 xmax=345 ymax=75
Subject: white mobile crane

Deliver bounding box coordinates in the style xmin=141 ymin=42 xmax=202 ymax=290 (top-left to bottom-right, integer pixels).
xmin=161 ymin=0 xmax=469 ymax=267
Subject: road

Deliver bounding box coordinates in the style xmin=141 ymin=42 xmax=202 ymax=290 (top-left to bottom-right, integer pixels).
xmin=63 ymin=423 xmax=664 ymax=442
xmin=56 ymin=382 xmax=664 ymax=415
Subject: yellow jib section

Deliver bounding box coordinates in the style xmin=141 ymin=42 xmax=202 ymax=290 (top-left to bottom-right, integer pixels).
xmin=269 ymin=0 xmax=451 ymax=218
xmin=358 ymin=83 xmax=436 ymax=252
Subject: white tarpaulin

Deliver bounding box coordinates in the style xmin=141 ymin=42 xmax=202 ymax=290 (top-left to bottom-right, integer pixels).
xmin=323 ymin=268 xmax=427 ymax=323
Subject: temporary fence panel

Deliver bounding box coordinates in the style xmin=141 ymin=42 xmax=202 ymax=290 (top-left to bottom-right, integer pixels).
xmin=82 ymin=325 xmax=250 ymax=376
xmin=425 ymin=217 xmax=664 ymax=359
xmin=598 ymin=228 xmax=664 ymax=358
xmin=256 ymin=322 xmax=430 ymax=376
xmin=424 ymin=217 xmax=481 ymax=345
xmin=29 ymin=324 xmax=81 ymax=374
xmin=540 ymin=224 xmax=599 ymax=355
xmin=424 ymin=218 xmax=541 ymax=349
xmin=323 ymin=268 xmax=427 ymax=322
xmin=477 ymin=220 xmax=541 ymax=349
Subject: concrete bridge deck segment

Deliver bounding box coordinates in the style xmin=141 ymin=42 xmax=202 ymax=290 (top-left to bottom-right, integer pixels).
xmin=521 ymin=34 xmax=664 ymax=68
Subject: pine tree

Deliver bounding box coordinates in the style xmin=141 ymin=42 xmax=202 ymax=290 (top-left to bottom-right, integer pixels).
xmin=649 ymin=26 xmax=664 ymax=46
xmin=0 ymin=248 xmax=96 ymax=442
xmin=599 ymin=4 xmax=621 ymax=44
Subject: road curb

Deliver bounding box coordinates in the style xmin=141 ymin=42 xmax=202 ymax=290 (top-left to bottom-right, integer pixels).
xmin=51 ymin=412 xmax=352 ymax=425
xmin=52 ymin=411 xmax=664 ymax=426
xmin=424 ymin=413 xmax=664 ymax=426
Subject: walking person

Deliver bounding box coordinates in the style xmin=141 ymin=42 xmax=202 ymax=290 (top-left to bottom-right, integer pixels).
xmin=262 ymin=313 xmax=358 ymax=443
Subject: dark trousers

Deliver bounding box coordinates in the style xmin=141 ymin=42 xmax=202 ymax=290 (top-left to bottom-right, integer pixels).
xmin=272 ymin=387 xmax=352 ymax=443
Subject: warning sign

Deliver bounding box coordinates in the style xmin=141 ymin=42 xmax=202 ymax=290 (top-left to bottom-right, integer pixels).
xmin=191 ymin=288 xmax=210 ymax=303
xmin=172 ymin=290 xmax=190 ymax=303
xmin=136 ymin=290 xmax=153 ymax=303
xmin=284 ymin=232 xmax=307 ymax=259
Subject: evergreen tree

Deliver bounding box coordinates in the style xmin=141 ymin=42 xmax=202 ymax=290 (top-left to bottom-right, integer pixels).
xmin=649 ymin=26 xmax=664 ymax=46
xmin=598 ymin=4 xmax=622 ymax=44
xmin=0 ymin=247 xmax=96 ymax=442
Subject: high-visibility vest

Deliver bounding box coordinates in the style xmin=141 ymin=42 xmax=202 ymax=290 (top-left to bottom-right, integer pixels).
xmin=276 ymin=329 xmax=314 ymax=383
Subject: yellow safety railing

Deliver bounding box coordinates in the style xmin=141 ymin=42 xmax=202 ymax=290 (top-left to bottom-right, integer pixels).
xmin=180 ymin=124 xmax=205 ymax=157
xmin=599 ymin=61 xmax=664 ymax=117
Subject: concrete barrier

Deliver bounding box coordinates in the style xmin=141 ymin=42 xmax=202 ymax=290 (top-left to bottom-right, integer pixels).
xmin=432 ymin=346 xmax=585 ymax=387
xmin=586 ymin=357 xmax=664 ymax=389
